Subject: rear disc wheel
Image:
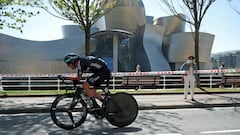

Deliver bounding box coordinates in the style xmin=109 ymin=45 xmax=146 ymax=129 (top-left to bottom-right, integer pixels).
xmin=105 ymin=92 xmax=138 ymax=127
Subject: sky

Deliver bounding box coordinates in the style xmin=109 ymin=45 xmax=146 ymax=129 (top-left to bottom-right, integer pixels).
xmin=0 ymin=0 xmax=240 ymax=53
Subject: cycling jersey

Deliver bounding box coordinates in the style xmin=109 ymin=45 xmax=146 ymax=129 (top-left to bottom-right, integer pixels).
xmin=77 ymin=56 xmax=110 ymax=86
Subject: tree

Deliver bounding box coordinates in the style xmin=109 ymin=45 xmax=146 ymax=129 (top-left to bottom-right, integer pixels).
xmin=47 ymin=0 xmax=118 ymax=56
xmin=228 ymin=0 xmax=240 ymax=15
xmin=159 ymin=0 xmax=216 ymax=87
xmin=0 ymin=0 xmax=40 ymax=33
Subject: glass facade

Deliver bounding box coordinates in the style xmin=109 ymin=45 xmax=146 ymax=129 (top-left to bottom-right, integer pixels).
xmin=92 ymin=36 xmax=136 ymax=72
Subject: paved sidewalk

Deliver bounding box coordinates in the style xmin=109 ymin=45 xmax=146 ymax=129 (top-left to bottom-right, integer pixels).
xmin=0 ymin=93 xmax=240 ymax=114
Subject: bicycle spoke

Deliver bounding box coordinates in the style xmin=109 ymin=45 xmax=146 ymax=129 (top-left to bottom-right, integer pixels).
xmin=68 ymin=99 xmax=78 ymax=126
xmin=50 ymin=94 xmax=87 ymax=130
xmin=67 ymin=111 xmax=76 ymax=127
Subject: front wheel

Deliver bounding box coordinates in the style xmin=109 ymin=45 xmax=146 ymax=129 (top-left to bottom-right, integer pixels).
xmin=104 ymin=92 xmax=138 ymax=127
xmin=50 ymin=93 xmax=87 ymax=130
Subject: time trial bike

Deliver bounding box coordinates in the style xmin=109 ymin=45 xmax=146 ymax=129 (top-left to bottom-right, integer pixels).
xmin=50 ymin=78 xmax=138 ymax=130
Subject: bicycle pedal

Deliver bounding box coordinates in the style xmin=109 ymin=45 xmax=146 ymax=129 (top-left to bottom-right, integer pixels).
xmin=88 ymin=108 xmax=101 ymax=115
xmin=94 ymin=114 xmax=104 ymax=119
xmin=88 ymin=110 xmax=104 ymax=119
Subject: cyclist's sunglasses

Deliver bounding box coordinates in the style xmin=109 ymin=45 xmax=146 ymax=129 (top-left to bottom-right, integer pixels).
xmin=66 ymin=62 xmax=71 ymax=66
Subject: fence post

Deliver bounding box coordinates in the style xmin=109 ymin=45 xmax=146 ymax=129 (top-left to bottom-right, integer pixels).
xmin=57 ymin=79 xmax=60 ymax=91
xmin=163 ymin=75 xmax=166 ymax=90
xmin=210 ymin=75 xmax=212 ymax=88
xmin=0 ymin=76 xmax=3 ymax=91
xmin=112 ymin=76 xmax=115 ymax=90
xmin=28 ymin=76 xmax=31 ymax=91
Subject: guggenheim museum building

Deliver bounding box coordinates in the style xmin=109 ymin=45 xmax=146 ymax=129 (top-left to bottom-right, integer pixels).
xmin=0 ymin=0 xmax=214 ymax=74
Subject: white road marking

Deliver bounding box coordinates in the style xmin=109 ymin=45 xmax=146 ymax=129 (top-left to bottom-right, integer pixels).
xmin=146 ymin=134 xmax=182 ymax=135
xmin=200 ymin=129 xmax=240 ymax=134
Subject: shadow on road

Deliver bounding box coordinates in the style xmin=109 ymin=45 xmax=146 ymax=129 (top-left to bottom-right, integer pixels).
xmin=0 ymin=110 xmax=184 ymax=135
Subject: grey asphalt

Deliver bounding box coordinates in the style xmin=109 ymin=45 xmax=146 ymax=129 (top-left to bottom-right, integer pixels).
xmin=0 ymin=92 xmax=240 ymax=114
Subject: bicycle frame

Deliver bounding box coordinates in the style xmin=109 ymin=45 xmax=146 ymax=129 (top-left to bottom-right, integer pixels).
xmin=51 ymin=78 xmax=138 ymax=130
xmin=64 ymin=79 xmax=111 ymax=109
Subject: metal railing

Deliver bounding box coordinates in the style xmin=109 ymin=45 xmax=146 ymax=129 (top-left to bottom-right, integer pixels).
xmin=0 ymin=74 xmax=233 ymax=91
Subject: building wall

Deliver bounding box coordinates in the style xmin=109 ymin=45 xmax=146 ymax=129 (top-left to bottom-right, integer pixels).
xmin=104 ymin=0 xmax=146 ymax=33
xmin=0 ymin=33 xmax=87 ymax=74
xmin=0 ymin=0 xmax=215 ymax=73
xmin=143 ymin=24 xmax=171 ymax=71
xmin=168 ymin=32 xmax=215 ymax=62
xmin=212 ymin=51 xmax=240 ymax=68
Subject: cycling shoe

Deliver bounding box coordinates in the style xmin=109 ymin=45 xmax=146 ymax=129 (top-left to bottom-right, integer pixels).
xmin=94 ymin=110 xmax=104 ymax=119
xmin=88 ymin=108 xmax=104 ymax=119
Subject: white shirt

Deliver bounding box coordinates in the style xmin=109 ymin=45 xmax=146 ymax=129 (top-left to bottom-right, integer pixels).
xmin=188 ymin=65 xmax=194 ymax=75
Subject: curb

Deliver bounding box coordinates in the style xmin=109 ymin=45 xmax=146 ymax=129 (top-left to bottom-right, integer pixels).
xmin=1 ymin=91 xmax=240 ymax=98
xmin=1 ymin=102 xmax=240 ymax=114
xmin=1 ymin=92 xmax=240 ymax=114
xmin=139 ymin=103 xmax=240 ymax=110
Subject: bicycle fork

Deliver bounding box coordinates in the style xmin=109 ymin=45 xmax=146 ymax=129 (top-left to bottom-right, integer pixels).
xmin=68 ymin=97 xmax=79 ymax=128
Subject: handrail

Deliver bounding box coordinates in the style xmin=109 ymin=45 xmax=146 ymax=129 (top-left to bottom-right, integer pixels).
xmin=0 ymin=68 xmax=239 ymax=77
xmin=0 ymin=69 xmax=239 ymax=91
xmin=0 ymin=74 xmax=232 ymax=91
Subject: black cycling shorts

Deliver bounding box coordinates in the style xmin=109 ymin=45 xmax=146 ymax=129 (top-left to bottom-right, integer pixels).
xmin=87 ymin=68 xmax=110 ymax=87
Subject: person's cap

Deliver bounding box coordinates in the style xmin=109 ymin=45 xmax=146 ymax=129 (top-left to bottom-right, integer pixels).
xmin=188 ymin=55 xmax=195 ymax=59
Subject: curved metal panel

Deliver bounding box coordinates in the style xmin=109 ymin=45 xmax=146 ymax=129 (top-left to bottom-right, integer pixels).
xmin=0 ymin=33 xmax=90 ymax=74
xmin=153 ymin=14 xmax=186 ymax=57
xmin=153 ymin=14 xmax=186 ymax=35
xmin=91 ymin=29 xmax=134 ymax=38
xmin=143 ymin=24 xmax=171 ymax=71
xmin=104 ymin=0 xmax=146 ymax=33
xmin=61 ymin=25 xmax=84 ymax=38
xmin=168 ymin=32 xmax=215 ymax=62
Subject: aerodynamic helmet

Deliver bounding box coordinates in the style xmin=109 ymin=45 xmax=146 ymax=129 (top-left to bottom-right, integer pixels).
xmin=64 ymin=53 xmax=80 ymax=65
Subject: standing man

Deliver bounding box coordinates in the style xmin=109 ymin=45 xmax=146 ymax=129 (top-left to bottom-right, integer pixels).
xmin=180 ymin=55 xmax=198 ymax=102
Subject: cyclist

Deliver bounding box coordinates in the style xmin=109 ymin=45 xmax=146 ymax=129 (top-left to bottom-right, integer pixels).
xmin=58 ymin=53 xmax=111 ymax=110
